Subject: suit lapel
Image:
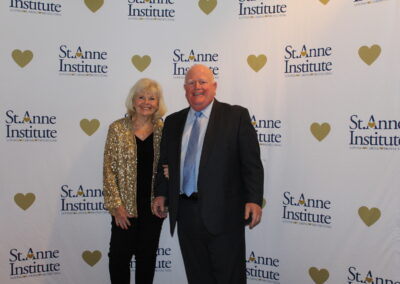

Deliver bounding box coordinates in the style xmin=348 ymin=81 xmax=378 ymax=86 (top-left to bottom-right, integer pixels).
xmin=173 ymin=108 xmax=189 ymax=173
xmin=199 ymin=100 xmax=221 ymax=172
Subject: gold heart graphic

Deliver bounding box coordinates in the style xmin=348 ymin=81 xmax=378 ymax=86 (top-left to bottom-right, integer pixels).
xmin=358 ymin=44 xmax=381 ymax=66
xmin=23 ymin=117 xmax=30 ymax=122
xmin=27 ymin=253 xmax=34 ymax=258
xmin=80 ymin=119 xmax=100 ymax=136
xmin=14 ymin=193 xmax=36 ymax=210
xmin=131 ymin=55 xmax=151 ymax=72
xmin=368 ymin=122 xmax=376 ymax=128
xmin=247 ymin=54 xmax=267 ymax=72
xmin=84 ymin=0 xmax=104 ymax=13
xmin=189 ymin=55 xmax=195 ymax=60
xmin=310 ymin=122 xmax=331 ymax=141
xmin=319 ymin=0 xmax=330 ymax=5
xmin=309 ymin=267 xmax=329 ymax=284
xmin=366 ymin=277 xmax=373 ymax=283
xmin=198 ymin=0 xmax=217 ymax=15
xmin=12 ymin=49 xmax=33 ymax=68
xmin=358 ymin=206 xmax=381 ymax=227
xmin=82 ymin=250 xmax=102 ymax=266
xmin=299 ymin=200 xmax=305 ymax=205
xmin=76 ymin=52 xmax=82 ymax=57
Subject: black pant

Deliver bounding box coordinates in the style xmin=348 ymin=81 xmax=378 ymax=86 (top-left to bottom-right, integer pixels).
xmin=177 ymin=196 xmax=246 ymax=284
xmin=108 ymin=215 xmax=163 ymax=284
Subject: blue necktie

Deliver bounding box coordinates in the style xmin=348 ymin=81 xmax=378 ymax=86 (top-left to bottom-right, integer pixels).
xmin=182 ymin=112 xmax=202 ymax=197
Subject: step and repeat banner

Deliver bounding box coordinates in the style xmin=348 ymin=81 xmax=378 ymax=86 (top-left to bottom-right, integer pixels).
xmin=1 ymin=0 xmax=399 ymax=283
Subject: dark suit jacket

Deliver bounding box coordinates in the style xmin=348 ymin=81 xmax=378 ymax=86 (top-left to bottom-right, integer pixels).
xmin=155 ymin=99 xmax=264 ymax=235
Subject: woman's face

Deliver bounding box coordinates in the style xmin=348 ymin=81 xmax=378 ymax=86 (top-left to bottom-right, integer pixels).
xmin=133 ymin=91 xmax=159 ymax=118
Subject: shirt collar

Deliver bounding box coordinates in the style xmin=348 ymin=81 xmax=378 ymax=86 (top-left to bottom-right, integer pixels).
xmin=188 ymin=99 xmax=214 ymax=119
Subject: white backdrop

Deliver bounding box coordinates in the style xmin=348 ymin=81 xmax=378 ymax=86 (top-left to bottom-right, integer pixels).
xmin=1 ymin=0 xmax=399 ymax=283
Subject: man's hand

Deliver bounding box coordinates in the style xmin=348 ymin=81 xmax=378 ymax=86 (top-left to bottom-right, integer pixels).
xmin=244 ymin=203 xmax=262 ymax=229
xmin=112 ymin=205 xmax=133 ymax=230
xmin=152 ymin=196 xmax=168 ymax=218
xmin=163 ymin=165 xmax=169 ymax=179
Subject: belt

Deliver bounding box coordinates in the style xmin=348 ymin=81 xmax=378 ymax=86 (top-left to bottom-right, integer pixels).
xmin=179 ymin=192 xmax=199 ymax=200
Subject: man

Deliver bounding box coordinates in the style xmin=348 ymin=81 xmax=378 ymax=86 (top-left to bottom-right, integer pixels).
xmin=152 ymin=64 xmax=264 ymax=284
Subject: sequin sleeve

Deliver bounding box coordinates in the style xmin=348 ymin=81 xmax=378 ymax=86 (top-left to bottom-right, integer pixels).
xmin=103 ymin=123 xmax=122 ymax=213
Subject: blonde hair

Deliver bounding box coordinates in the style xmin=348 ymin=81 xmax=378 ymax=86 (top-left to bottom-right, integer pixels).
xmin=125 ymin=78 xmax=167 ymax=120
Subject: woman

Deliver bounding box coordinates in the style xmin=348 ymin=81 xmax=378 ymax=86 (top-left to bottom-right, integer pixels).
xmin=103 ymin=78 xmax=167 ymax=284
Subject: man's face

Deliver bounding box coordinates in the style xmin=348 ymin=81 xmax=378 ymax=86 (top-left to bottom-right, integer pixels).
xmin=184 ymin=66 xmax=217 ymax=111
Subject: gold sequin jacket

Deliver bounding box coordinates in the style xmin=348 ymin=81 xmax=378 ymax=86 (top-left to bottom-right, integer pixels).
xmin=103 ymin=117 xmax=163 ymax=217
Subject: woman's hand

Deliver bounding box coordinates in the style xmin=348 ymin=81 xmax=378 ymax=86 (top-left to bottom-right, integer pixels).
xmin=113 ymin=205 xmax=133 ymax=230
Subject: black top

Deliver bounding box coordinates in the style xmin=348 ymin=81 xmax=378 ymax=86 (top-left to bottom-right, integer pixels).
xmin=135 ymin=133 xmax=154 ymax=217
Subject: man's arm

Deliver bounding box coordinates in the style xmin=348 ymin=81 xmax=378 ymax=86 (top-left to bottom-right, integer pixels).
xmin=152 ymin=117 xmax=170 ymax=218
xmin=155 ymin=117 xmax=170 ymax=197
xmin=237 ymin=107 xmax=264 ymax=228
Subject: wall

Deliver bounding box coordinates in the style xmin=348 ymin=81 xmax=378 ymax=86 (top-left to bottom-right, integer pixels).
xmin=1 ymin=0 xmax=399 ymax=283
